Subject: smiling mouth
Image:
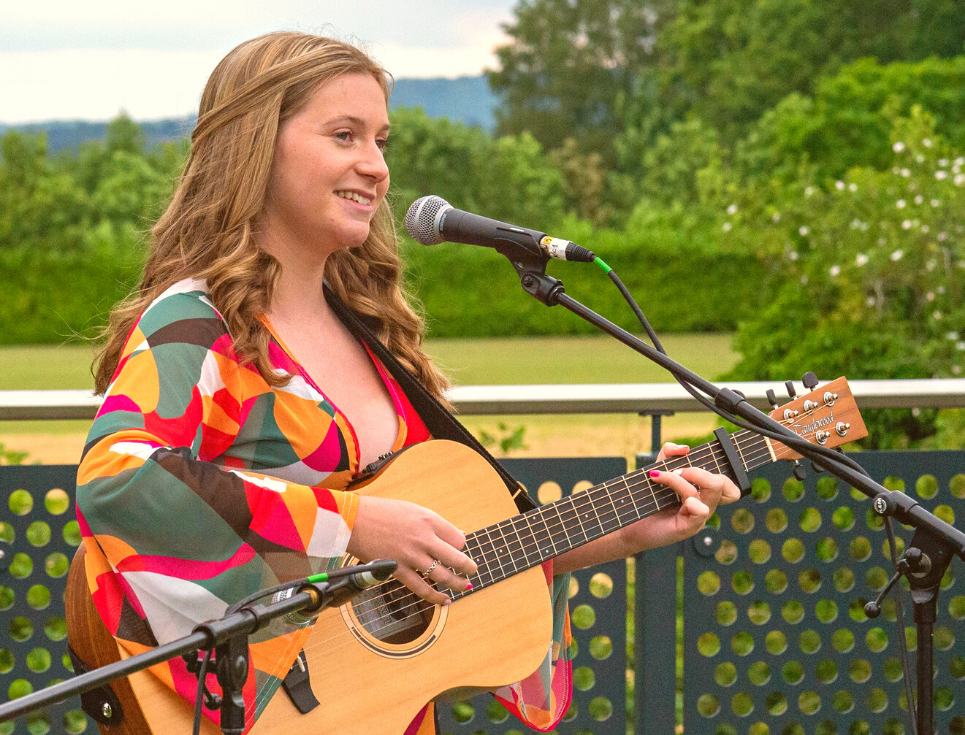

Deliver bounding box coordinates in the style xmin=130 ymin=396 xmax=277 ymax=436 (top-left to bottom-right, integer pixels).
xmin=336 ymin=190 xmax=373 ymax=206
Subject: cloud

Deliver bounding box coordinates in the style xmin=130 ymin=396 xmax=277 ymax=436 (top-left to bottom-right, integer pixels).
xmin=0 ymin=0 xmax=516 ymax=122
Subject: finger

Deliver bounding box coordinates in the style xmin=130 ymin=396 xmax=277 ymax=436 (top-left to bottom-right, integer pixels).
xmin=428 ymin=541 xmax=478 ymax=577
xmin=680 ymin=495 xmax=711 ymax=521
xmin=432 ymin=519 xmax=468 ymax=551
xmin=395 ymin=567 xmax=451 ymax=607
xmin=676 ymin=468 xmax=741 ymax=507
xmin=655 ymin=442 xmax=690 ymax=462
xmin=426 ymin=563 xmax=473 ymax=593
xmin=649 ymin=468 xmax=700 ymax=503
xmin=676 ymin=467 xmax=725 ymax=507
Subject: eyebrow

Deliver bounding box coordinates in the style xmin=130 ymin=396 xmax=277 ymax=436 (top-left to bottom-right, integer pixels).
xmin=326 ymin=115 xmax=391 ymax=133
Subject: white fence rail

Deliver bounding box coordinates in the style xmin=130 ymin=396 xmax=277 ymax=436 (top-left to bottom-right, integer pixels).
xmin=2 ymin=378 xmax=965 ymax=421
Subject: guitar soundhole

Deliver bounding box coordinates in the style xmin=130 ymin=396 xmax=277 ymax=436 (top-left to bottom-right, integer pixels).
xmin=349 ymin=579 xmax=436 ymax=645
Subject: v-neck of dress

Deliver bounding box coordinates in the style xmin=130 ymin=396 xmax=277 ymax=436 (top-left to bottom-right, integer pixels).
xmin=259 ymin=316 xmax=408 ymax=474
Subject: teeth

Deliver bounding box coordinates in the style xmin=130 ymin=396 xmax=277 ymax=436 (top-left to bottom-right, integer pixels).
xmin=336 ymin=191 xmax=372 ymax=205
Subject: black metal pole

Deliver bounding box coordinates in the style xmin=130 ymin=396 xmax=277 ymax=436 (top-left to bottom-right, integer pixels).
xmin=915 ymin=597 xmax=935 ymax=735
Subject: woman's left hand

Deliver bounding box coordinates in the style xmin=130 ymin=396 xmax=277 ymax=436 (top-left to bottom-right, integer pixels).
xmin=615 ymin=442 xmax=742 ymax=556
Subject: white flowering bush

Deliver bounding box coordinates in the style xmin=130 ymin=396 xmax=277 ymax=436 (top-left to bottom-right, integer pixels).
xmin=725 ymin=109 xmax=965 ymax=447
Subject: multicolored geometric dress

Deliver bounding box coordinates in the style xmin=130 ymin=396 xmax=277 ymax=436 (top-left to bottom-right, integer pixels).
xmin=76 ymin=278 xmax=572 ymax=733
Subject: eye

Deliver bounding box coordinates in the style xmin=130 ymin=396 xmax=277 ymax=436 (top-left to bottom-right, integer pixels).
xmin=376 ymin=137 xmax=388 ymax=152
xmin=334 ymin=130 xmax=354 ymax=143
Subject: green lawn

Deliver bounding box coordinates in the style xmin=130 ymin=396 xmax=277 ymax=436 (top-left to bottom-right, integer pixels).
xmin=424 ymin=333 xmax=737 ymax=384
xmin=0 ymin=344 xmax=98 ymax=390
xmin=0 ymin=334 xmax=738 ymax=391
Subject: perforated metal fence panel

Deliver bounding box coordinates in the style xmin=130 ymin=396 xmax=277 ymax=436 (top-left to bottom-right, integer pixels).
xmin=680 ymin=450 xmax=965 ymax=735
xmin=437 ymin=456 xmax=628 ymax=735
xmin=0 ymin=465 xmax=86 ymax=735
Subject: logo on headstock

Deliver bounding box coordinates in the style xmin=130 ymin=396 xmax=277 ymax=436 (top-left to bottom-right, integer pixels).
xmin=792 ymin=410 xmax=834 ymax=437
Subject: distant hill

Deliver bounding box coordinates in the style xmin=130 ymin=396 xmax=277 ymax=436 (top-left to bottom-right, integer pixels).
xmin=391 ymin=75 xmax=494 ymax=130
xmin=0 ymin=75 xmax=496 ymax=154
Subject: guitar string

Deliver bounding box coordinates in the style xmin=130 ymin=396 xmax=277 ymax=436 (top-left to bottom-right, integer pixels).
xmin=248 ymin=472 xmax=683 ymax=717
xmin=289 ymin=438 xmax=742 ymax=665
xmin=283 ymin=483 xmax=684 ymax=687
xmin=249 ymin=409 xmax=830 ymax=714
xmin=278 ymin=427 xmax=779 ymax=664
xmin=282 ymin=424 xmax=781 ymax=660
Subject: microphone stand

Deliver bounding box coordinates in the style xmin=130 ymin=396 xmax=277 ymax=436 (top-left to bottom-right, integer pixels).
xmin=492 ymin=239 xmax=965 ymax=735
xmin=0 ymin=562 xmax=394 ymax=734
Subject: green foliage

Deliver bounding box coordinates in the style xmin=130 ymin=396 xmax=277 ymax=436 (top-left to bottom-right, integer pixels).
xmin=726 ymin=109 xmax=965 ymax=446
xmin=477 ymin=423 xmax=529 ymax=456
xmin=404 ymin=219 xmax=763 ymax=337
xmin=0 ymin=443 xmax=29 ymax=466
xmin=386 ymin=107 xmax=565 ymax=230
xmin=660 ymin=0 xmax=965 ymax=141
xmin=736 ymin=56 xmax=965 ymax=184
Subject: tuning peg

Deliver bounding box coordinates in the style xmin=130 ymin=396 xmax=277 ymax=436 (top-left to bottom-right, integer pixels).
xmin=792 ymin=460 xmax=806 ymax=481
xmin=785 ymin=381 xmax=798 ymax=400
xmin=766 ymin=389 xmax=780 ymax=411
xmin=810 ymin=460 xmax=826 ymax=474
xmin=802 ymin=372 xmax=819 ymax=390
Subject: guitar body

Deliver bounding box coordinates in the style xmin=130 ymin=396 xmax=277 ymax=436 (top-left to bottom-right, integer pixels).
xmin=69 ymin=441 xmax=554 ymax=735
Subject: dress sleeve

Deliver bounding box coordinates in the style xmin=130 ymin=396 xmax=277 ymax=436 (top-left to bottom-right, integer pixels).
xmin=492 ymin=561 xmax=573 ymax=731
xmin=75 ymin=289 xmax=358 ymax=647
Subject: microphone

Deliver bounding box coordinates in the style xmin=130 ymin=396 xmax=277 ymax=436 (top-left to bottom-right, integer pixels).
xmin=405 ymin=195 xmax=595 ymax=263
xmin=273 ymin=559 xmax=397 ymax=625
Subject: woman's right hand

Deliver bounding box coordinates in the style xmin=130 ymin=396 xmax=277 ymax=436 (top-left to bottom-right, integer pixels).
xmin=346 ymin=495 xmax=478 ymax=606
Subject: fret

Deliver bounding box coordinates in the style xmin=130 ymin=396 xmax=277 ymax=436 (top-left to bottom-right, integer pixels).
xmin=610 ymin=475 xmax=640 ymax=525
xmin=463 ymin=536 xmax=488 ymax=590
xmin=598 ymin=483 xmax=622 ymax=536
xmin=482 ymin=525 xmax=511 ymax=583
xmin=555 ymin=497 xmax=589 ymax=551
xmin=540 ymin=504 xmax=564 ymax=559
xmin=576 ymin=486 xmax=606 ymax=541
xmin=528 ymin=507 xmax=556 ymax=563
xmin=517 ymin=510 xmax=545 ymax=568
xmin=474 ymin=529 xmax=499 ymax=587
xmin=616 ymin=470 xmax=645 ymax=518
xmin=499 ymin=517 xmax=527 ymax=575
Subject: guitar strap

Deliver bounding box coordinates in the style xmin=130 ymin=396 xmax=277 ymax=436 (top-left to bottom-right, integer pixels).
xmin=325 ymin=287 xmax=538 ymax=514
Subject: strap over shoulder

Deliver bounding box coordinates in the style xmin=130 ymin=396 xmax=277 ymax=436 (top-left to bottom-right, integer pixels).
xmin=325 ymin=288 xmax=537 ymax=514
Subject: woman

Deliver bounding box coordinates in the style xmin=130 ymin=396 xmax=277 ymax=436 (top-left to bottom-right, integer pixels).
xmin=76 ymin=32 xmax=739 ymax=734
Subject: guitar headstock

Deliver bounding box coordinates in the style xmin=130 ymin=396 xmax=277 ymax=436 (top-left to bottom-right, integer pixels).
xmin=767 ymin=376 xmax=868 ymax=461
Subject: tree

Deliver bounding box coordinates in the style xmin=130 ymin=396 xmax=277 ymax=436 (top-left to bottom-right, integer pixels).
xmin=660 ymin=0 xmax=965 ymax=142
xmin=487 ymin=0 xmax=674 ymax=164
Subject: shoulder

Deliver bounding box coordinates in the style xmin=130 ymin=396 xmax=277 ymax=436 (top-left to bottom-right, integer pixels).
xmin=133 ymin=278 xmax=230 ymax=349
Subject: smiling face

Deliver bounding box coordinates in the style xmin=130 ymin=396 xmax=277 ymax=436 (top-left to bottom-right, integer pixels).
xmin=261 ymin=72 xmax=391 ymax=261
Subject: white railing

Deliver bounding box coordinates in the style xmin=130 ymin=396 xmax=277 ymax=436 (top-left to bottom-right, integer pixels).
xmin=2 ymin=379 xmax=965 ymax=421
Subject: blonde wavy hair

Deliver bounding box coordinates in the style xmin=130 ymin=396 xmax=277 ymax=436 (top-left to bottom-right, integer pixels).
xmin=94 ymin=32 xmax=450 ymax=402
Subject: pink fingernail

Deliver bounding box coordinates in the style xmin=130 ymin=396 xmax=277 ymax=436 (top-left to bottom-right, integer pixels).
xmin=466 ymin=582 xmax=474 ymax=591
xmin=649 ymin=471 xmax=660 ymax=479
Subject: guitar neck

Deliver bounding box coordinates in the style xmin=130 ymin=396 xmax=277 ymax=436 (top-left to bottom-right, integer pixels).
xmin=460 ymin=429 xmax=773 ymax=592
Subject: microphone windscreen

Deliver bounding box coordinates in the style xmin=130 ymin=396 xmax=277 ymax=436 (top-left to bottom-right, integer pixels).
xmin=405 ymin=195 xmax=450 ymax=245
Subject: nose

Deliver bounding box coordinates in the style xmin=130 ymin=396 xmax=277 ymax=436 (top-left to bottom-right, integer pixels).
xmin=357 ymin=138 xmax=389 ymax=183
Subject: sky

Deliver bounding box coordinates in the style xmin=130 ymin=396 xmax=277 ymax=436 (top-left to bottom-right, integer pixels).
xmin=0 ymin=1 xmax=517 ymax=124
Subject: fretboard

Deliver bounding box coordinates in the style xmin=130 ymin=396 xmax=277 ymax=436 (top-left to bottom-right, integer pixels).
xmin=453 ymin=429 xmax=773 ymax=597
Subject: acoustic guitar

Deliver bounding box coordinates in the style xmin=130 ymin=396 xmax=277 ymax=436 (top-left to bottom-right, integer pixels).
xmin=66 ymin=377 xmax=866 ymax=734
